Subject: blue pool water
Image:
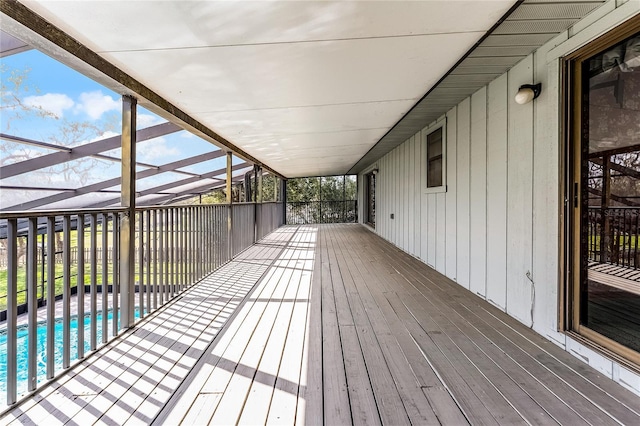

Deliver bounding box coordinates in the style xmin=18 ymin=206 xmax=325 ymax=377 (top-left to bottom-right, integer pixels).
xmin=0 ymin=309 xmax=142 ymax=396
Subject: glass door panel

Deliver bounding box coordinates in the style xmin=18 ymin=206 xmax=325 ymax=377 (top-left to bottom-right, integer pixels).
xmin=578 ymin=30 xmax=640 ymax=355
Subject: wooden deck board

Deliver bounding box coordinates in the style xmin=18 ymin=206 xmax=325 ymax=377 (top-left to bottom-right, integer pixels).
xmin=318 ymin=229 xmax=352 ymax=425
xmin=3 ymin=224 xmax=640 ymax=426
xmin=333 ymin=226 xmax=443 ymax=425
xmin=296 ymin=228 xmax=323 ymax=426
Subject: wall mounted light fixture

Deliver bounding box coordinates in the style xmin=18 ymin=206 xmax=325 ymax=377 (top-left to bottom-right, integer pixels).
xmin=514 ymin=83 xmax=542 ymax=104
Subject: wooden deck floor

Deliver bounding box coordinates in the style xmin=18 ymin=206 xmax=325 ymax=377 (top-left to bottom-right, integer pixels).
xmin=3 ymin=224 xmax=640 ymax=425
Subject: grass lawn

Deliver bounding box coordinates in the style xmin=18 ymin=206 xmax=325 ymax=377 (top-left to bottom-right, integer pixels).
xmin=0 ymin=261 xmax=178 ymax=312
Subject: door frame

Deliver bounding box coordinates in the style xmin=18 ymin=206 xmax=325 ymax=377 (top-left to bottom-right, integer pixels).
xmin=563 ymin=15 xmax=640 ymax=368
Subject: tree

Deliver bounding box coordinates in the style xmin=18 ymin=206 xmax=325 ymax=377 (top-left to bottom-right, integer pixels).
xmin=1 ymin=64 xmax=118 ymax=193
xmin=285 ymin=176 xmax=358 ymax=224
xmin=1 ymin=64 xmax=117 ymax=261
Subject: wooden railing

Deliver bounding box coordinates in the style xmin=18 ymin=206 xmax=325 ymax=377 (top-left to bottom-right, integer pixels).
xmin=587 ymin=206 xmax=640 ymax=268
xmin=0 ymin=200 xmax=284 ymax=405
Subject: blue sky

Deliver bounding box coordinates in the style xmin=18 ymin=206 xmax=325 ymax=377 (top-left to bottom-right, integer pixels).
xmin=1 ymin=48 xmax=247 ymax=193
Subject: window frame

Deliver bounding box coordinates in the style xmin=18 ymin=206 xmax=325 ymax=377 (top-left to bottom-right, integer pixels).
xmin=423 ymin=118 xmax=447 ymax=194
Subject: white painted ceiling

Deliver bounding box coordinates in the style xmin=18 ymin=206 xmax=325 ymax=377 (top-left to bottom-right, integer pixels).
xmin=20 ymin=0 xmax=517 ymax=177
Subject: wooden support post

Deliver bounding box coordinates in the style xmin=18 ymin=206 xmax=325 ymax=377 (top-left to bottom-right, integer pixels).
xmin=601 ymin=155 xmax=611 ymax=263
xmin=120 ymin=95 xmax=137 ymax=330
xmin=282 ymin=178 xmax=287 ymax=225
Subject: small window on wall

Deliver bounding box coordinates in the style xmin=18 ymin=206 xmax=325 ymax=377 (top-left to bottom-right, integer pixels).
xmin=426 ymin=125 xmax=445 ymax=191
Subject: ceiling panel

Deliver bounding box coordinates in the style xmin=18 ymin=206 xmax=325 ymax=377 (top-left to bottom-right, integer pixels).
xmin=4 ymin=0 xmax=606 ymax=178
xmin=106 ymin=32 xmax=481 ymax=113
xmin=14 ymin=0 xmax=517 ymax=178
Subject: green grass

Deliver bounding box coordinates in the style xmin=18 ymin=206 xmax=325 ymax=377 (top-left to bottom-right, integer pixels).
xmin=0 ymin=261 xmax=181 ymax=311
xmin=0 ymin=224 xmax=172 ymax=311
xmin=588 ymin=234 xmax=640 ymax=250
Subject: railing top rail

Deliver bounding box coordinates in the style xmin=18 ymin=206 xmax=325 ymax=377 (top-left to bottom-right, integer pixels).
xmin=134 ymin=203 xmax=232 ymax=212
xmin=0 ymin=207 xmax=127 ymax=220
xmin=0 ymin=201 xmax=287 ymax=219
xmin=588 ymin=206 xmax=640 ymax=210
xmin=287 ymin=200 xmax=357 ymax=203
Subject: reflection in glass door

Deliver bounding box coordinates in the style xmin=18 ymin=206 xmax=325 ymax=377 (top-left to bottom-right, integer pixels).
xmin=572 ymin=26 xmax=640 ymax=361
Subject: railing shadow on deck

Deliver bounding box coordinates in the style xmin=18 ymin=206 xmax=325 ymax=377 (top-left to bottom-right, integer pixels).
xmin=1 ymin=225 xmax=318 ymax=424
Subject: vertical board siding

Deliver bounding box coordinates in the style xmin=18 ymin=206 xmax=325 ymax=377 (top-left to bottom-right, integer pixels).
xmin=408 ymin=136 xmax=415 ymax=256
xmin=456 ymin=98 xmax=471 ymax=289
xmin=395 ymin=147 xmax=400 ymax=247
xmin=486 ymin=75 xmax=509 ymax=309
xmin=506 ymin=56 xmax=534 ymax=326
xmin=414 ymin=133 xmax=422 ymax=259
xmin=382 ymin=153 xmax=388 ymax=239
xmin=436 ymin=192 xmax=446 ymax=273
xmin=469 ymin=88 xmax=488 ymax=297
xmin=532 ymin=47 xmax=564 ymax=342
xmin=397 ymin=145 xmax=401 ymax=246
xmin=404 ymin=139 xmax=410 ymax=253
xmin=427 ymin=193 xmax=436 ymax=268
xmin=445 ymin=108 xmax=458 ymax=280
xmin=420 ymin=130 xmax=428 ymax=262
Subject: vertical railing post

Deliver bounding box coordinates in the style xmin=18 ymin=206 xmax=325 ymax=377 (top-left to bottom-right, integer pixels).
xmin=90 ymin=214 xmax=97 ymax=351
xmin=140 ymin=210 xmax=150 ymax=312
xmin=152 ymin=210 xmax=158 ymax=310
xmin=6 ymin=218 xmax=18 ymax=405
xmin=282 ymin=178 xmax=287 ymax=225
xmin=257 ymin=168 xmax=263 ymax=240
xmin=343 ymin=175 xmax=347 ymax=223
xmin=62 ymin=215 xmax=71 ymax=368
xmin=47 ymin=216 xmax=57 ymax=375
xmin=77 ymin=214 xmax=85 ymax=359
xmin=140 ymin=211 xmax=146 ymax=317
xmin=101 ymin=214 xmax=108 ymax=343
xmin=27 ymin=217 xmax=38 ymax=391
xmin=120 ymin=95 xmax=137 ymax=330
xmin=227 ymin=152 xmax=233 ymax=260
xmin=253 ymin=165 xmax=259 ymax=243
xmin=601 ymin=155 xmax=611 ymax=263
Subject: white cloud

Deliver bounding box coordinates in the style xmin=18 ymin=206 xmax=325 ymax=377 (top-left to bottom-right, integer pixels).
xmin=23 ymin=93 xmax=74 ymax=118
xmin=76 ymin=91 xmax=119 ymax=120
xmin=136 ymin=113 xmax=163 ymax=129
xmin=91 ymin=130 xmax=119 ymax=142
xmin=137 ymin=137 xmax=180 ymax=163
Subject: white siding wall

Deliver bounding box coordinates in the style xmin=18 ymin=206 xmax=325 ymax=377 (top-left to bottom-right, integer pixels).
xmin=358 ymin=0 xmax=640 ymax=396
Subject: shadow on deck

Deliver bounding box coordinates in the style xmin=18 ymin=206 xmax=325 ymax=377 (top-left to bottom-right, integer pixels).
xmin=2 ymin=224 xmax=640 ymax=425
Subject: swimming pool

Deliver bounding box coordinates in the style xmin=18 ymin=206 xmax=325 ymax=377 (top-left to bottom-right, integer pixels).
xmin=0 ymin=309 xmax=142 ymax=397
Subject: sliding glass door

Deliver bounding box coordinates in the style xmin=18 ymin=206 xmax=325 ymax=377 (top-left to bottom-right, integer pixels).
xmin=568 ymin=20 xmax=640 ymax=363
